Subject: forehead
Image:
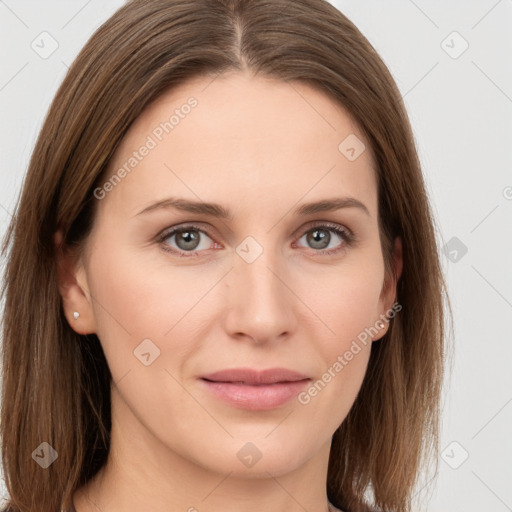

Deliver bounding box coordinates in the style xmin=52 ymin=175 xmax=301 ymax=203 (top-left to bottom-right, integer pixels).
xmin=98 ymin=71 xmax=377 ymax=220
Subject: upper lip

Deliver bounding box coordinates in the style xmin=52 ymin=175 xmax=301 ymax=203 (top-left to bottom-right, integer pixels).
xmin=200 ymin=368 xmax=311 ymax=385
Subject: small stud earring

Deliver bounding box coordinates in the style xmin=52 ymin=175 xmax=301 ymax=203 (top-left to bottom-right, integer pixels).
xmin=73 ymin=311 xmax=80 ymax=320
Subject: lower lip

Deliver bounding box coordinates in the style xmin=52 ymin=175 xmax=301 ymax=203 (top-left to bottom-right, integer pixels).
xmin=200 ymin=379 xmax=310 ymax=410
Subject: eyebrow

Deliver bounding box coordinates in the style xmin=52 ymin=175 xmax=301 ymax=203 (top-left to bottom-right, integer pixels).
xmin=134 ymin=196 xmax=370 ymax=219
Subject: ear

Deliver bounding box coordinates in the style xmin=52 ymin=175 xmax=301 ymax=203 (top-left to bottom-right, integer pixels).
xmin=54 ymin=230 xmax=97 ymax=335
xmin=373 ymin=236 xmax=403 ymax=341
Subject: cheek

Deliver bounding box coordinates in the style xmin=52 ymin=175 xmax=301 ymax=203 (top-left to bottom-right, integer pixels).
xmin=293 ymin=252 xmax=384 ymax=407
xmin=299 ymin=254 xmax=385 ymax=344
xmin=85 ymin=239 xmax=215 ymax=380
xmin=88 ymin=235 xmax=384 ymax=337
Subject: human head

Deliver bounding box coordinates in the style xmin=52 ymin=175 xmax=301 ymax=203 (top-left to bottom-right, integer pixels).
xmin=1 ymin=1 xmax=448 ymax=511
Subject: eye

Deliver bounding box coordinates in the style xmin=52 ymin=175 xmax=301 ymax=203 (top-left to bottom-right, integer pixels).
xmin=157 ymin=222 xmax=354 ymax=258
xmin=294 ymin=222 xmax=353 ymax=256
xmin=159 ymin=225 xmax=218 ymax=257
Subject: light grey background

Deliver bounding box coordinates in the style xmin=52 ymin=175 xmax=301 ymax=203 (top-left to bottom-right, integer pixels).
xmin=1 ymin=1 xmax=511 ymax=511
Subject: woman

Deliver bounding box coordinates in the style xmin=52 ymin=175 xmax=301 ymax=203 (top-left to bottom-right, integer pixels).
xmin=0 ymin=0 xmax=449 ymax=511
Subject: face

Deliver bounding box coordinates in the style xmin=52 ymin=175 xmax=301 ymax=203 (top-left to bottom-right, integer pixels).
xmin=59 ymin=70 xmax=401 ymax=479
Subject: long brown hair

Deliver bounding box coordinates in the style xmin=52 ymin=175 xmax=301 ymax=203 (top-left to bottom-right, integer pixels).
xmin=1 ymin=1 xmax=450 ymax=511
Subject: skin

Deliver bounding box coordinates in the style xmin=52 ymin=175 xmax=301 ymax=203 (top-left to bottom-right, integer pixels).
xmin=56 ymin=70 xmax=402 ymax=512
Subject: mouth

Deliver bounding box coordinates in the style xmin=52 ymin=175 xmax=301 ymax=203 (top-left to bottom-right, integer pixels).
xmin=199 ymin=368 xmax=311 ymax=410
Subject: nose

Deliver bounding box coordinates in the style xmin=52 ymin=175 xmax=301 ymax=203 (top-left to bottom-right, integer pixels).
xmin=222 ymin=244 xmax=297 ymax=345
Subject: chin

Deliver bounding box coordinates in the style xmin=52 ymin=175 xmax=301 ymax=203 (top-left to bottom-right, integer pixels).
xmin=186 ymin=431 xmax=317 ymax=478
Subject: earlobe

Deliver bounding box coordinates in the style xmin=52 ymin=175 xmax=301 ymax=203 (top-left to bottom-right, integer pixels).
xmin=54 ymin=231 xmax=96 ymax=335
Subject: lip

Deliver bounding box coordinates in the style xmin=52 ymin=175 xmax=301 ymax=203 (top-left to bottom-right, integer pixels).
xmin=199 ymin=368 xmax=311 ymax=410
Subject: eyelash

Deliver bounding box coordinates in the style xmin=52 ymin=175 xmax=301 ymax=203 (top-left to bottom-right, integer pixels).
xmin=157 ymin=222 xmax=355 ymax=258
